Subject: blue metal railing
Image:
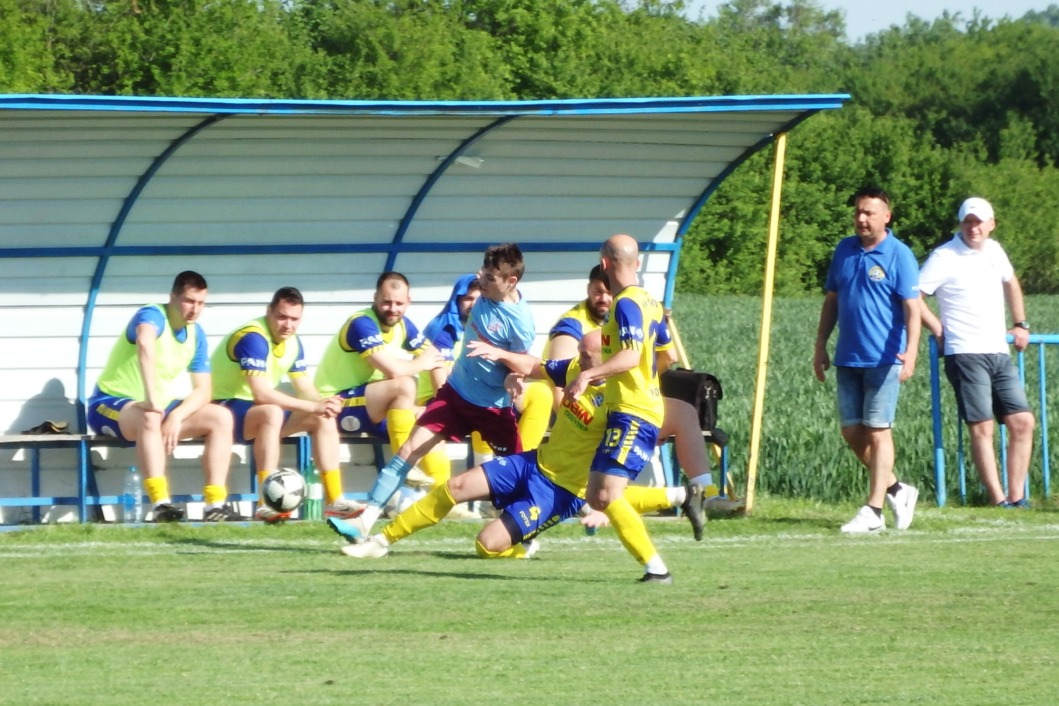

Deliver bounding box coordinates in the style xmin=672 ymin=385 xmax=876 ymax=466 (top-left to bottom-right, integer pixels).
xmin=929 ymin=333 xmax=1058 ymax=506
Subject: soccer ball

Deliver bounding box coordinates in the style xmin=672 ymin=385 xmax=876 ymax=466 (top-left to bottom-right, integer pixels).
xmin=261 ymin=469 xmax=307 ymax=513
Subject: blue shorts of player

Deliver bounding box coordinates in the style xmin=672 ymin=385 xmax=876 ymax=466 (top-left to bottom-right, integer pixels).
xmin=944 ymin=353 xmax=1031 ymax=423
xmin=836 ymin=364 xmax=902 ymax=429
xmin=215 ymin=399 xmax=291 ymax=444
xmin=86 ymin=392 xmax=180 ymax=441
xmin=590 ymin=411 xmax=660 ymax=480
xmin=334 ymin=384 xmax=387 ymax=436
xmin=482 ymin=450 xmax=585 ymax=544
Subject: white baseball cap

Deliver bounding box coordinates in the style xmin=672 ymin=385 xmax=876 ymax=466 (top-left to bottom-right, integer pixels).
xmin=958 ymin=197 xmax=994 ymax=223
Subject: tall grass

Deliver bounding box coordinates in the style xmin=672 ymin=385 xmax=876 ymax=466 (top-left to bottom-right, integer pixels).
xmin=672 ymin=294 xmax=1059 ymax=504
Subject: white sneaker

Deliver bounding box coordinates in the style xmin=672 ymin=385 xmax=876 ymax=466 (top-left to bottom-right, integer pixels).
xmin=886 ymin=483 xmax=919 ymax=530
xmin=324 ymin=497 xmax=367 ymax=519
xmin=521 ymin=539 xmax=540 ymax=559
xmin=840 ymin=505 xmax=885 ymax=534
xmin=341 ymin=536 xmax=389 ymax=559
xmin=404 ymin=467 xmax=435 ymax=488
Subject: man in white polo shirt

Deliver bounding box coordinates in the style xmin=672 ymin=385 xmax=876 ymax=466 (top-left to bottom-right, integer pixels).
xmin=919 ymin=197 xmax=1036 ymax=507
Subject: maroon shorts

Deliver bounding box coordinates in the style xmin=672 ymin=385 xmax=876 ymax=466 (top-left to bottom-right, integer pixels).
xmin=417 ymin=383 xmax=522 ymax=456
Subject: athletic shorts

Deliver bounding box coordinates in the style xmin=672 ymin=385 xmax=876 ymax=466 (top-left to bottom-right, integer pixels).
xmin=944 ymin=353 xmax=1030 ymax=423
xmin=417 ymin=383 xmax=521 ymax=456
xmin=215 ymin=399 xmax=291 ymax=444
xmin=335 ymin=384 xmax=386 ymax=436
xmin=835 ymin=364 xmax=902 ymax=429
xmin=483 ymin=450 xmax=585 ymax=544
xmin=590 ymin=411 xmax=660 ymax=480
xmin=86 ymin=392 xmax=180 ymax=441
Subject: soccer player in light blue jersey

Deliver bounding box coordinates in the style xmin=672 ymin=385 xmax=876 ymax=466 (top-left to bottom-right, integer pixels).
xmin=328 ymin=243 xmax=536 ymax=541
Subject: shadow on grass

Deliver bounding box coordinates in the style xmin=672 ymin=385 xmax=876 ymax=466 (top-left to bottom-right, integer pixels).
xmin=163 ymin=535 xmax=338 ymax=555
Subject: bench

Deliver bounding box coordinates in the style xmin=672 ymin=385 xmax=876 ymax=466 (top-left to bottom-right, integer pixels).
xmin=0 ymin=433 xmax=311 ymax=524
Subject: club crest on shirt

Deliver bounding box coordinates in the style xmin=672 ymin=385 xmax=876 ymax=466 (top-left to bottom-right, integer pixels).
xmin=868 ymin=265 xmax=886 ymax=281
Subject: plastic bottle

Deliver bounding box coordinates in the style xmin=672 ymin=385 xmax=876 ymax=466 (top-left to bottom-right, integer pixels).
xmin=305 ymin=462 xmax=323 ymax=521
xmin=123 ymin=466 xmax=142 ymax=523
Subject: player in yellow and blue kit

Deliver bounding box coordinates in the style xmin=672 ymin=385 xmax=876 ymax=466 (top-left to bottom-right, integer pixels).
xmin=211 ymin=287 xmax=345 ymax=522
xmin=314 ymin=272 xmax=445 ymax=514
xmin=565 ymin=234 xmax=675 ymax=582
xmin=336 ymin=328 xmax=705 ymax=564
xmin=87 ymin=271 xmax=240 ymax=522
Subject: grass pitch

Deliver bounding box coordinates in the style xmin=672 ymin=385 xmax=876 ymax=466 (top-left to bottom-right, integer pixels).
xmin=2 ymin=501 xmax=1059 ymax=706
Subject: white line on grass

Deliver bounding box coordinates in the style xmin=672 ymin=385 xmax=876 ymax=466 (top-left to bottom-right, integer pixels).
xmin=2 ymin=522 xmax=1059 ymax=557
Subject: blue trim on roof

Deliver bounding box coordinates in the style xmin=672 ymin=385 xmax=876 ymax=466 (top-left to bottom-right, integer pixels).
xmin=0 ymin=93 xmax=848 ymax=117
xmin=1 ymin=241 xmax=679 ymax=259
xmin=74 ymin=115 xmax=227 ymax=429
xmin=386 ymin=115 xmax=518 ymax=272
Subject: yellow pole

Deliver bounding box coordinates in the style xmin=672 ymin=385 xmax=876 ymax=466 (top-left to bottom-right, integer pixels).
xmin=745 ymin=132 xmax=787 ymax=514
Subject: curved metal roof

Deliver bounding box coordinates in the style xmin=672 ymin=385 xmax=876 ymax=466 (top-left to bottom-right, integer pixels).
xmin=0 ymin=93 xmax=846 ymax=430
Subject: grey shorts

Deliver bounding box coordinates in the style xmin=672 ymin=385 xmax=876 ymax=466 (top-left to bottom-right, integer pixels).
xmin=944 ymin=353 xmax=1030 ymax=423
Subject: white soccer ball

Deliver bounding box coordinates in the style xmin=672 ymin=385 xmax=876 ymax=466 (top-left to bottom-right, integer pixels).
xmin=262 ymin=469 xmax=307 ymax=513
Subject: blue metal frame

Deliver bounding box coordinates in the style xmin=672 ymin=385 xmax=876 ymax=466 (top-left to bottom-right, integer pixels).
xmin=929 ymin=333 xmax=1057 ymax=506
xmin=0 ymin=93 xmax=849 ymax=116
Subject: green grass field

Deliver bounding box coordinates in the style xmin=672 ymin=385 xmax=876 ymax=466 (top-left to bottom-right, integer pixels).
xmin=3 ymin=294 xmax=1057 ymax=705
xmin=3 ymin=504 xmax=1059 ymax=706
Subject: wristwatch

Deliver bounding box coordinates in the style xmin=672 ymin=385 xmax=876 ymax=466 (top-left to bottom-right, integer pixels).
xmin=1013 ymin=321 xmax=1030 ymax=331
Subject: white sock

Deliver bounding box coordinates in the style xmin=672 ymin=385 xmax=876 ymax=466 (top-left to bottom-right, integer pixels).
xmin=373 ymin=534 xmax=390 ymax=548
xmin=666 ymin=487 xmax=686 ymax=506
xmin=359 ymin=504 xmax=383 ymax=533
xmin=688 ymin=472 xmax=713 ymax=488
xmin=644 ymin=555 xmax=668 ymax=575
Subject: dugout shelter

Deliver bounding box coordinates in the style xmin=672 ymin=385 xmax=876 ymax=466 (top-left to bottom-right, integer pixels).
xmin=0 ymin=93 xmax=847 ymax=520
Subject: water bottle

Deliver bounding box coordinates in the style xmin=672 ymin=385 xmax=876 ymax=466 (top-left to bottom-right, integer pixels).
xmin=123 ymin=466 xmax=142 ymax=523
xmin=305 ymin=463 xmax=323 ymax=521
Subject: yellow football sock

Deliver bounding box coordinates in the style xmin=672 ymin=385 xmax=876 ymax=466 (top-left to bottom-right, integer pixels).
xmin=386 ymin=408 xmax=416 ymax=455
xmin=144 ymin=476 xmax=170 ymax=504
xmin=623 ymin=485 xmax=671 ymax=514
xmin=320 ymin=469 xmax=343 ymax=505
xmin=256 ymin=470 xmax=273 ymax=506
xmin=419 ymin=445 xmax=451 ymax=486
xmin=472 ymin=431 xmax=491 ymax=459
xmin=475 ymin=538 xmax=530 ymax=559
xmin=382 ymin=484 xmax=456 ymax=544
xmin=605 ymin=495 xmax=658 ymax=566
xmin=517 ymin=380 xmax=553 ymax=451
xmin=203 ymin=484 xmax=227 ymax=507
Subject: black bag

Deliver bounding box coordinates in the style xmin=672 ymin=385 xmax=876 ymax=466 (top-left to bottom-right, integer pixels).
xmin=660 ymin=368 xmax=722 ymax=432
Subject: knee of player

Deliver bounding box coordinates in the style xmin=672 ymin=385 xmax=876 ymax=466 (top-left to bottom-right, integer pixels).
xmin=475 ymin=534 xmax=510 ymax=558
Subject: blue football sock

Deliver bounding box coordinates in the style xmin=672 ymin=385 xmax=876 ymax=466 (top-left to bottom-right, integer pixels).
xmin=367 ymin=456 xmax=412 ymax=507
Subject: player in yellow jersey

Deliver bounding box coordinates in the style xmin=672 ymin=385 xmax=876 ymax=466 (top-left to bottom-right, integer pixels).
xmin=552 ymin=265 xmax=736 ymax=517
xmin=565 ymin=234 xmax=675 ymax=582
xmin=336 ymin=329 xmax=705 ymax=567
xmin=314 ymin=272 xmax=445 ymax=516
xmin=211 ymin=287 xmax=343 ymax=522
xmin=87 ymin=271 xmax=240 ymax=522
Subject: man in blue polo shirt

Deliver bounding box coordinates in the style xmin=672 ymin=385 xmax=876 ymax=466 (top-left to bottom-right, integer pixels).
xmin=813 ymin=186 xmax=922 ymax=533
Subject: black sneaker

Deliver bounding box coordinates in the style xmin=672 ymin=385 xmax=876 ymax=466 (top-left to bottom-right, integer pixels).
xmin=151 ymin=503 xmax=184 ymax=523
xmin=638 ymin=572 xmax=674 ymax=585
xmin=681 ymin=483 xmax=706 ymax=541
xmin=202 ymin=504 xmax=246 ymax=522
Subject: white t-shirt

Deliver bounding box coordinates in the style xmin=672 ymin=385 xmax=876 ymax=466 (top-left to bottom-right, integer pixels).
xmin=919 ymin=233 xmax=1014 ymax=355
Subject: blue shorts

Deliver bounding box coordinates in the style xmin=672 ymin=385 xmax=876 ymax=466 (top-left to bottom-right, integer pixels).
xmin=215 ymin=399 xmax=291 ymax=444
xmin=86 ymin=392 xmax=179 ymax=441
xmin=482 ymin=450 xmax=585 ymax=543
xmin=590 ymin=411 xmax=660 ymax=480
xmin=335 ymin=384 xmax=386 ymax=436
xmin=944 ymin=353 xmax=1030 ymax=423
xmin=836 ymin=365 xmax=902 ymax=429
